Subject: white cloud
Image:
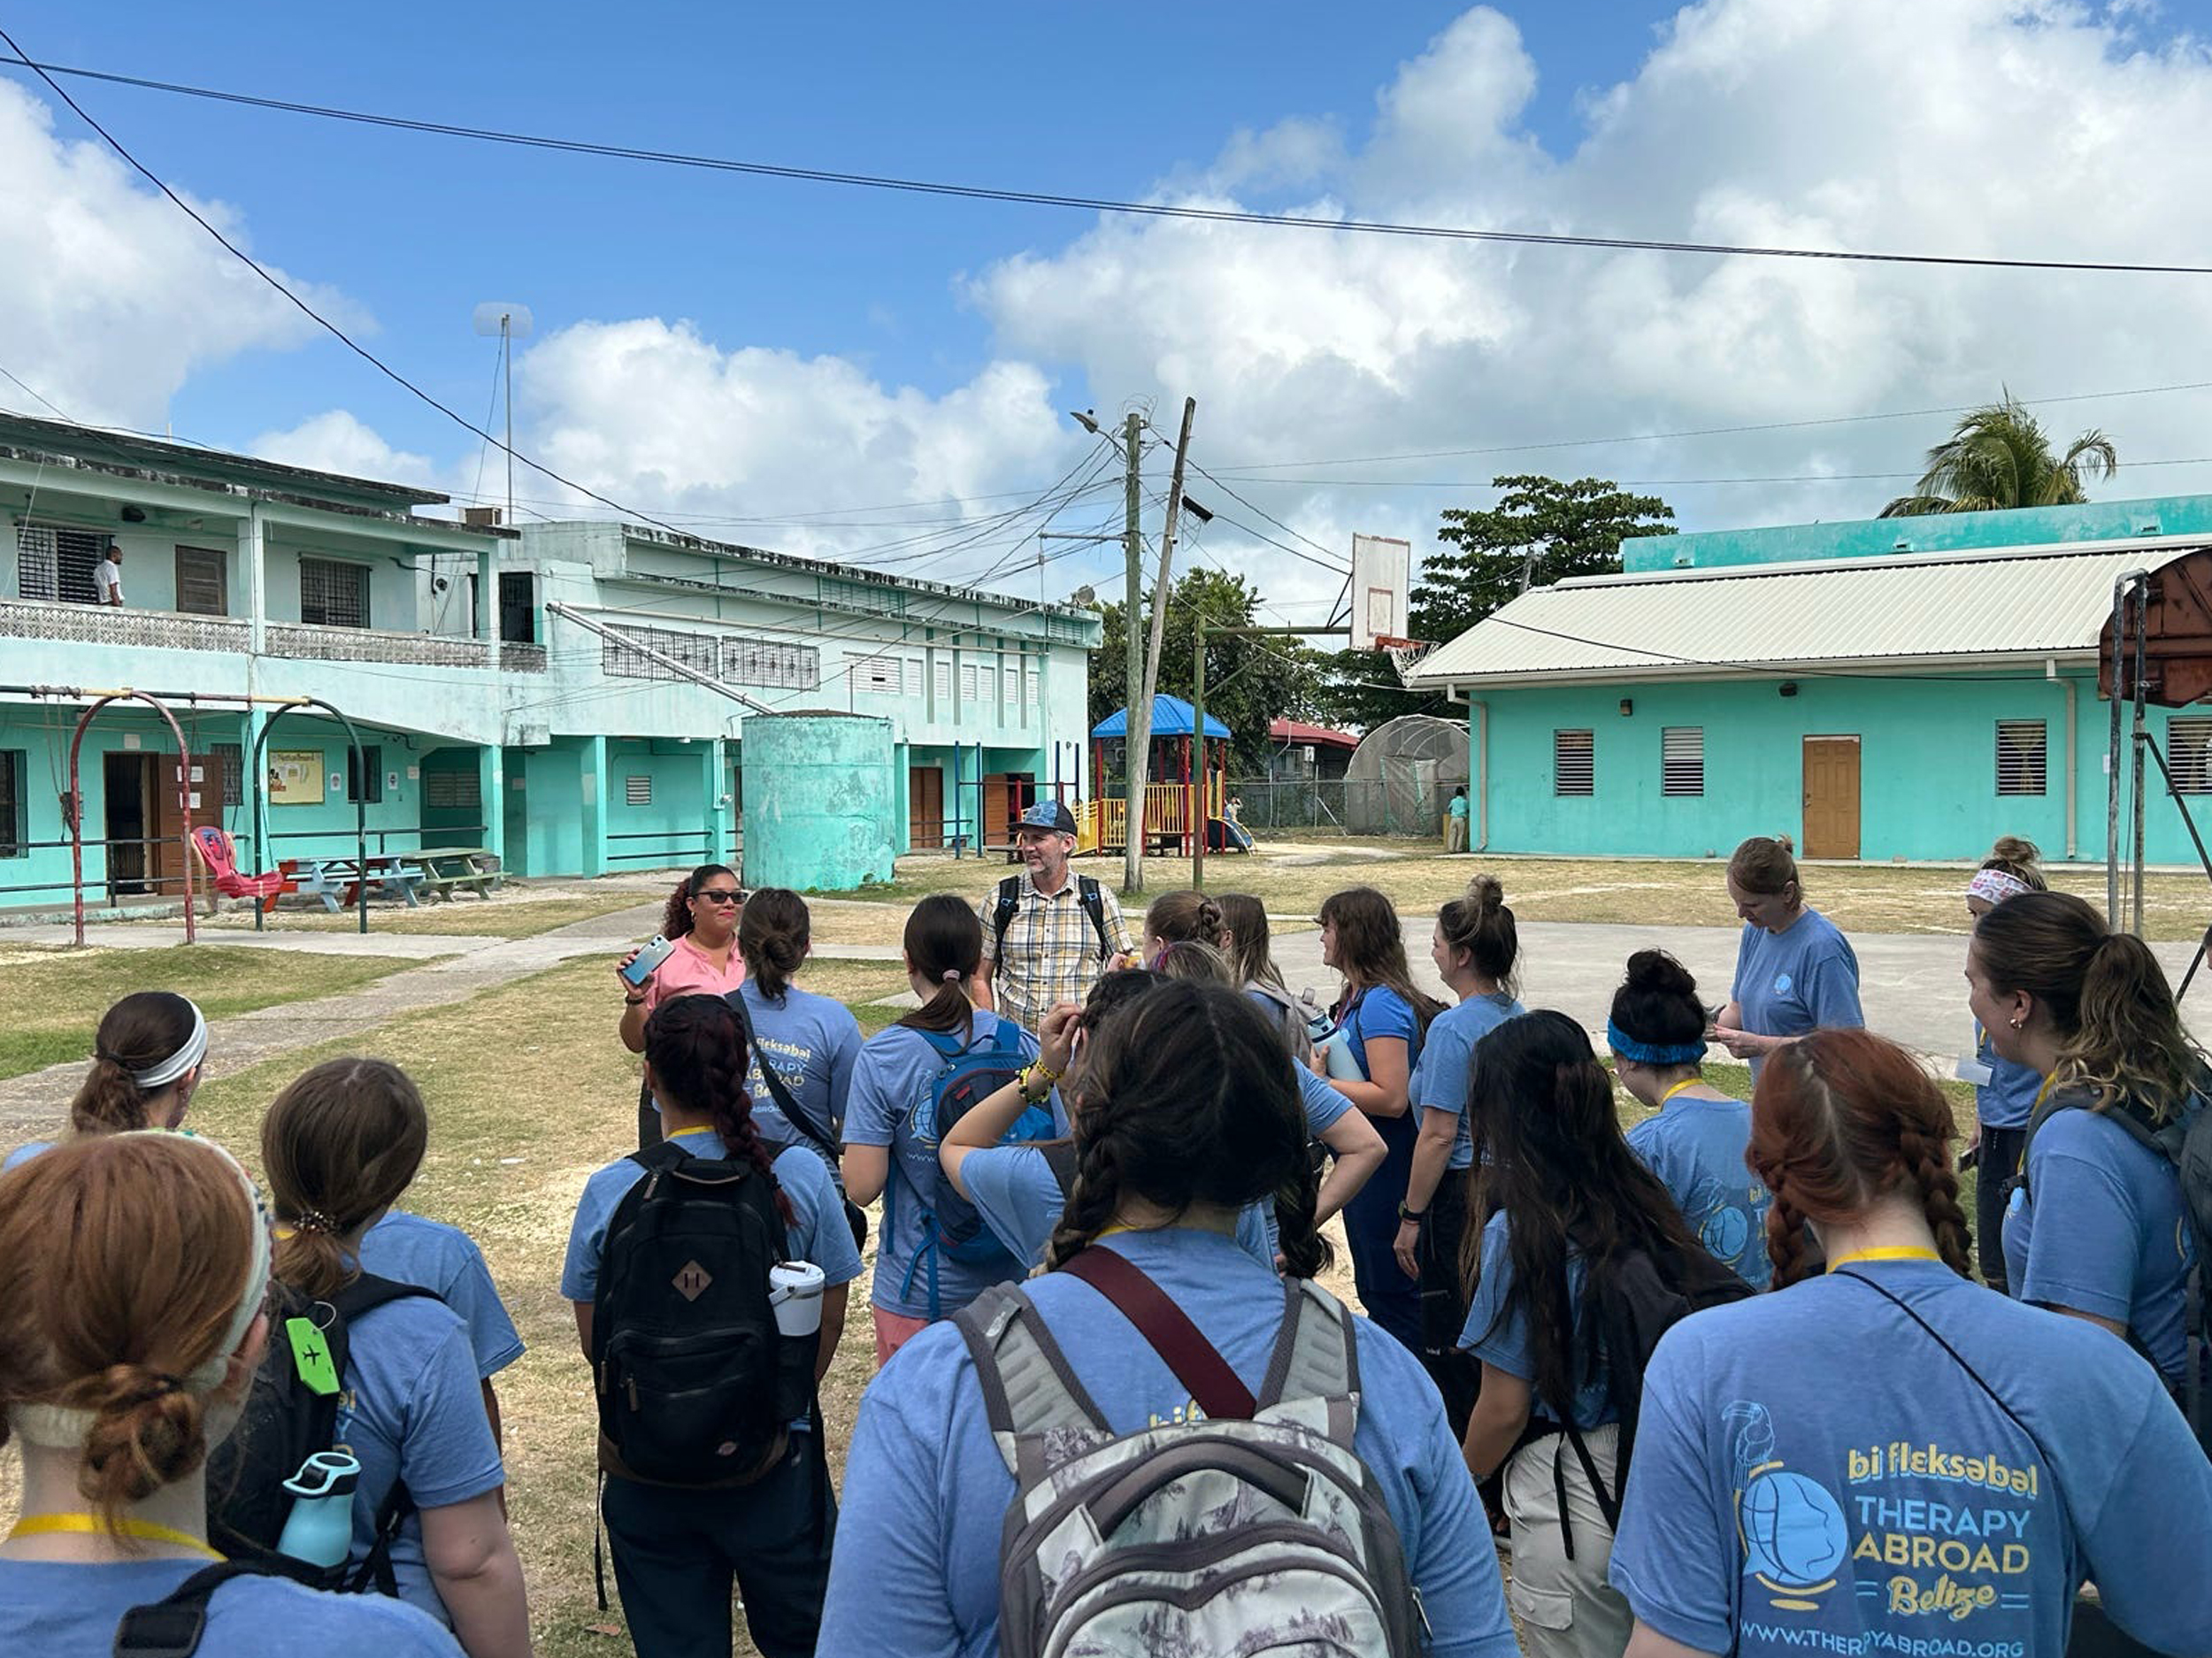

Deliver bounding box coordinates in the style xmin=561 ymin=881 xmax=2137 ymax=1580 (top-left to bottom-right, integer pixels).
xmin=0 ymin=80 xmax=352 ymax=431
xmin=250 ymin=410 xmax=439 ymax=493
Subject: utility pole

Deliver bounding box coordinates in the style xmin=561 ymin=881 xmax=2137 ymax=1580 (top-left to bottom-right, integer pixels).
xmin=1129 ymin=398 xmax=1196 ymax=894
xmin=1119 ymin=412 xmax=1147 ymax=897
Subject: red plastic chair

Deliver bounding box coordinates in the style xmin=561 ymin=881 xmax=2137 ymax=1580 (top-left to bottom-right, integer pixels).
xmin=189 ymin=825 xmax=296 ymax=914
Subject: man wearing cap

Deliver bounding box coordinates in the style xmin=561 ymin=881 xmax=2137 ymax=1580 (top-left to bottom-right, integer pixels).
xmin=974 ymin=800 xmax=1135 ymax=1034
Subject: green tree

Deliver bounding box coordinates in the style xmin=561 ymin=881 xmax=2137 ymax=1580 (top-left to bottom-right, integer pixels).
xmin=1317 ymin=474 xmax=1676 ymax=727
xmin=1088 ymin=568 xmax=1324 ymax=771
xmin=1880 ymin=393 xmax=2117 ymax=517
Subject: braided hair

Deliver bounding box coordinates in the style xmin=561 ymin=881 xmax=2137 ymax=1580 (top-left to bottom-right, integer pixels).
xmin=1748 ymin=1029 xmax=1972 ymax=1287
xmin=1043 ymin=979 xmax=1326 ymax=1279
xmin=644 ymin=994 xmax=795 ymax=1226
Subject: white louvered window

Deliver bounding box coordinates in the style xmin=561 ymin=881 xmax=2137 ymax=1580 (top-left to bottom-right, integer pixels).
xmin=2170 ymin=717 xmax=2212 ymax=794
xmin=904 ymin=658 xmax=925 ymax=697
xmin=959 ymin=664 xmax=979 ymax=702
xmin=1025 ymin=668 xmax=1041 ymax=706
xmin=1995 ymin=721 xmax=2047 ymax=797
xmin=1662 ymin=727 xmax=1704 ymax=797
xmin=626 ymin=776 xmax=653 ymax=806
xmin=1554 ymin=730 xmax=1594 ymax=796
xmin=933 ymin=659 xmax=952 ymax=702
xmin=853 ymin=653 xmax=902 ymax=695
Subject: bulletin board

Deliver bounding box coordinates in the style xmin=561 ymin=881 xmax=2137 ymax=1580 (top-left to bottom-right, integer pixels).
xmin=268 ymin=749 xmax=324 ymax=805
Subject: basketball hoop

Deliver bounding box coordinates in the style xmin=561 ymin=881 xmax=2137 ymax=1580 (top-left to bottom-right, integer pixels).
xmin=1376 ymin=634 xmax=1436 ymax=685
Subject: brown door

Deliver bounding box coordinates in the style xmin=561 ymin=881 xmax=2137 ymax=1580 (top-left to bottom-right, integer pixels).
xmin=1801 ymin=737 xmax=1862 ymax=860
xmin=908 ymin=766 xmax=944 ymax=849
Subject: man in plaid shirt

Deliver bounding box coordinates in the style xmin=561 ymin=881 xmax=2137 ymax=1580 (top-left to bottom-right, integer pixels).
xmin=974 ymin=800 xmax=1135 ymax=1033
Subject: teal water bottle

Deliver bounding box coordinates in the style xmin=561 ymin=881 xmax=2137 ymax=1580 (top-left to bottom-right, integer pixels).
xmin=275 ymin=1451 xmax=360 ymax=1570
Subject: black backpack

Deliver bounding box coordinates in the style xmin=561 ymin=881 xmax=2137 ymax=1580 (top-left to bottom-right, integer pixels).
xmin=2020 ymin=1083 xmax=2212 ymax=1458
xmin=205 ymin=1272 xmax=439 ymax=1593
xmin=1556 ymin=1238 xmax=1754 ymax=1544
xmin=591 ymin=1138 xmax=814 ymax=1486
xmin=992 ymin=874 xmax=1111 ymax=963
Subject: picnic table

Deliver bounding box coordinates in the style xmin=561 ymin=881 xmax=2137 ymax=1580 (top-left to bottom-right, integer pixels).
xmin=290 ymin=854 xmax=427 ymax=913
xmin=415 ymin=847 xmax=503 ymax=902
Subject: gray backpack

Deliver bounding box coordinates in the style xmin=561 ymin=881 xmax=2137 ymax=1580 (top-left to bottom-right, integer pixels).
xmin=954 ymin=1250 xmax=1425 ymax=1658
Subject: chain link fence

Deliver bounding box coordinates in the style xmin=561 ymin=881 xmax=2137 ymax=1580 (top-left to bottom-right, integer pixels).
xmin=1226 ymin=769 xmax=1451 ymax=839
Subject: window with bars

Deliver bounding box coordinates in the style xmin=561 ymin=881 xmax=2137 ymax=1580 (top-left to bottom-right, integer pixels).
xmin=0 ymin=749 xmax=24 ymax=856
xmin=602 ymin=625 xmax=718 ymax=681
xmin=425 ymin=767 xmax=481 ymax=812
xmin=16 ymin=523 xmax=107 ymax=604
xmin=1662 ymin=727 xmax=1704 ymax=797
xmin=2170 ymin=717 xmax=2212 ymax=794
xmin=1995 ymin=721 xmax=2047 ymax=796
xmin=174 ymin=547 xmax=227 ymax=616
xmin=299 ymin=557 xmax=371 ymax=628
xmin=208 ymin=742 xmax=243 ymax=809
xmin=852 ymin=654 xmax=902 ymax=695
xmin=345 ymin=745 xmax=384 ymax=804
xmin=1554 ymin=730 xmax=1594 ymax=796
xmin=626 ymin=775 xmax=653 ymax=806
xmin=724 ymin=637 xmax=818 ymax=690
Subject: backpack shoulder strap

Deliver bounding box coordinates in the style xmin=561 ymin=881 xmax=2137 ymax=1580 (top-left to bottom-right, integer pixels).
xmin=954 ymin=1284 xmax=1110 ymax=1485
xmin=726 ymin=992 xmax=841 ymax=1157
xmin=992 ymin=876 xmax=1022 ymax=954
xmin=331 ymin=1271 xmax=441 ymax=1324
xmin=1256 ymin=1278 xmax=1360 ymax=1448
xmin=1040 ymin=1140 xmax=1080 ymax=1198
xmin=1076 ymin=875 xmax=1110 ymax=959
xmin=114 ymin=1562 xmax=269 ymax=1658
xmin=626 ymin=1138 xmax=694 ymax=1176
xmin=1058 ymin=1247 xmax=1256 ymax=1420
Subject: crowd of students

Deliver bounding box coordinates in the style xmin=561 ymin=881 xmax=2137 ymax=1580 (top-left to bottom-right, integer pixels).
xmin=3 ymin=837 xmax=2209 ymax=1658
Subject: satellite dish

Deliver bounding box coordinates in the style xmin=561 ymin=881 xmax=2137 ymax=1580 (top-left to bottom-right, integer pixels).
xmin=472 ymin=303 xmax=534 ymax=339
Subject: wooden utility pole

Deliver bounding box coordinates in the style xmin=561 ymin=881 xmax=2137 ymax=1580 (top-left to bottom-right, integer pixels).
xmin=1128 ymin=397 xmax=1196 ymax=894
xmin=1119 ymin=413 xmax=1146 ymax=896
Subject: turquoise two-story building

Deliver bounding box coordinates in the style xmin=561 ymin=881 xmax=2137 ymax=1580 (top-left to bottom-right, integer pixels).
xmin=0 ymin=413 xmax=1099 ymax=908
xmin=1407 ymin=496 xmax=2212 ymax=864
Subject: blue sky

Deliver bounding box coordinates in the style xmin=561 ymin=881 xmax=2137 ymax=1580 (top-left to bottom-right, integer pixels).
xmin=7 ymin=1 xmax=2212 ymax=614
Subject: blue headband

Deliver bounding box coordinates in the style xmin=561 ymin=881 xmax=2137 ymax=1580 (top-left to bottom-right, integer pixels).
xmin=1606 ymin=1021 xmax=1707 ymax=1067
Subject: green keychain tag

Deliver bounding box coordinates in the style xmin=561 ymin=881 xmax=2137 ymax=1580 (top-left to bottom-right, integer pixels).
xmin=286 ymin=1316 xmax=341 ymax=1397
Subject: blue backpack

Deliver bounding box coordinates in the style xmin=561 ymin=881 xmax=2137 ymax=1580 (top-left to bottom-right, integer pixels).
xmin=906 ymin=1016 xmax=1049 ymax=1275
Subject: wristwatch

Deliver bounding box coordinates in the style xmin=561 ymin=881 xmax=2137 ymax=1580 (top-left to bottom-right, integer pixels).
xmin=1397 ymin=1201 xmax=1425 ymax=1223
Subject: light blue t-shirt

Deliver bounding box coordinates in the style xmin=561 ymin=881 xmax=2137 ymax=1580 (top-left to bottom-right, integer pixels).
xmin=1625 ymin=1090 xmax=1772 ymax=1289
xmin=559 ymin=1128 xmax=864 ymax=1315
xmin=844 ymin=1017 xmax=1049 ymax=1319
xmin=2 ymin=1139 xmax=52 ymax=1172
xmin=1972 ymin=1025 xmax=2043 ymax=1132
xmin=1339 ymin=983 xmax=1420 ymax=1079
xmin=1609 ymin=1258 xmax=2212 ymax=1658
xmin=0 ymin=1558 xmax=463 ymax=1658
xmin=733 ymin=979 xmax=862 ymax=1170
xmin=333 ymin=1293 xmax=507 ymax=1625
xmin=1409 ymin=990 xmax=1524 ymax=1170
xmin=959 ymin=1144 xmax=1276 ymax=1271
xmin=1457 ymin=1209 xmax=1614 ymax=1427
xmin=1732 ymin=908 xmax=1862 ymax=1076
xmin=2002 ymin=1094 xmax=2196 ymax=1383
xmin=816 ymin=1227 xmax=1520 ymax=1658
xmin=360 ymin=1210 xmax=525 ymax=1380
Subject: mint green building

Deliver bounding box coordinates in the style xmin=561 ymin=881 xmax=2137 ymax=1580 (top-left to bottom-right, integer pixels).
xmin=0 ymin=413 xmax=1099 ymax=909
xmin=1407 ymin=496 xmax=2212 ymax=865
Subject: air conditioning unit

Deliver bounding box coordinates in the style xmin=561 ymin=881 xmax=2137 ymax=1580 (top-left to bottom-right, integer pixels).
xmin=463 ymin=506 xmax=503 ymax=528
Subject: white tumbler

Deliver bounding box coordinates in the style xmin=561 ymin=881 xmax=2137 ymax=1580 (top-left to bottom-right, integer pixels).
xmin=769 ymin=1260 xmax=826 ymax=1337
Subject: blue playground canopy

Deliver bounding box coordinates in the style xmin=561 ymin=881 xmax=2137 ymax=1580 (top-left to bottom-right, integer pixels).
xmin=1091 ymin=695 xmax=1231 ymax=741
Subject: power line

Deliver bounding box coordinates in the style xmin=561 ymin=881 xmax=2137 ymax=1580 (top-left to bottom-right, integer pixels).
xmin=1207 ymin=453 xmax=2212 ymax=491
xmin=9 ymin=53 xmax=2212 ymax=277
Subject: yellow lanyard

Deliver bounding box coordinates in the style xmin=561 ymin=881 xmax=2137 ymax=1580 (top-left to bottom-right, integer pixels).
xmin=7 ymin=1514 xmax=223 ymax=1560
xmin=1825 ymin=1246 xmax=1942 ymax=1273
xmin=1657 ymin=1078 xmax=1710 ymax=1108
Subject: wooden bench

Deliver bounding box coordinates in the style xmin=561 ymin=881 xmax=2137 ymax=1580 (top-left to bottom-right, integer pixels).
xmin=414 ymin=847 xmax=503 ymax=901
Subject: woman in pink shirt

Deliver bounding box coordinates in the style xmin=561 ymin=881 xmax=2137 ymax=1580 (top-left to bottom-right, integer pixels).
xmin=617 ymin=863 xmax=747 ymax=1147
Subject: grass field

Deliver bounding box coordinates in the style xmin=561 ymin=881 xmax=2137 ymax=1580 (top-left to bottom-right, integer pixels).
xmin=0 ymin=946 xmax=426 ymax=1080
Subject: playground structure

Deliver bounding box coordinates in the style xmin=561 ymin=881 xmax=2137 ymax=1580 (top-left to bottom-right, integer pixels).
xmin=1079 ymin=696 xmax=1253 ymax=856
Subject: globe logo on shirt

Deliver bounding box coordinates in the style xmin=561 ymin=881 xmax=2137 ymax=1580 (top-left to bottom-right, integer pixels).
xmin=1772 ymin=972 xmax=1793 ymax=996
xmin=1726 ymin=1401 xmax=1848 ymax=1608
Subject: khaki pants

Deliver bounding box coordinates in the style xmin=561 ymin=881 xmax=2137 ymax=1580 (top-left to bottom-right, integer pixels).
xmin=1445 ymin=816 xmax=1469 ymax=852
xmin=1502 ymin=1424 xmax=1633 ymax=1658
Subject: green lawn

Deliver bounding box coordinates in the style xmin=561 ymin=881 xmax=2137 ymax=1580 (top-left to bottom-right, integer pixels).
xmin=0 ymin=946 xmax=426 ymax=1080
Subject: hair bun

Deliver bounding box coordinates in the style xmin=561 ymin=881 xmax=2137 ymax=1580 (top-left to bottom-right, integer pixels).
xmin=1624 ymin=948 xmax=1699 ymax=1000
xmin=1465 ymin=873 xmax=1504 ymax=911
xmin=1771 ymin=833 xmax=1794 ymax=855
xmin=1989 ymin=834 xmax=2040 ymax=865
xmin=81 ymin=1364 xmax=206 ymax=1509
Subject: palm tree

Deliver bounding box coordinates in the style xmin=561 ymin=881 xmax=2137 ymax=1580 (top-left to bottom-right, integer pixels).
xmin=1879 ymin=393 xmax=2117 ymax=518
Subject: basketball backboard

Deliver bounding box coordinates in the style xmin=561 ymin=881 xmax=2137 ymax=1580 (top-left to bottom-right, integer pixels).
xmin=1350 ymin=533 xmax=1411 ymax=650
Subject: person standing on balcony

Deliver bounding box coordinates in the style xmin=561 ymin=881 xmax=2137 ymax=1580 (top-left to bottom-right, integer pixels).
xmin=973 ymin=800 xmax=1134 ymax=1035
xmin=93 ymin=543 xmax=124 ymax=606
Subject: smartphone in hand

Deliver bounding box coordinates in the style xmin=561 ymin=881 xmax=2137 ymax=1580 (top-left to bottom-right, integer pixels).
xmin=620 ymin=934 xmax=679 ymax=988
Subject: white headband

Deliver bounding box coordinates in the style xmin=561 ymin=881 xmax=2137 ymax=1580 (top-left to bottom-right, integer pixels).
xmin=125 ymin=1002 xmax=209 ymax=1090
xmin=1966 ymin=869 xmax=2032 ymax=907
xmin=6 ymin=1130 xmax=273 ymax=1450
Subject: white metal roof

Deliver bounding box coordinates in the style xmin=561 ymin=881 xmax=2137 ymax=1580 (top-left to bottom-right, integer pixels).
xmin=1408 ymin=543 xmax=2193 ymax=687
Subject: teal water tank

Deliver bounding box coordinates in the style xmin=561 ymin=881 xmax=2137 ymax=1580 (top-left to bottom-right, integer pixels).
xmin=741 ymin=712 xmax=900 ymax=891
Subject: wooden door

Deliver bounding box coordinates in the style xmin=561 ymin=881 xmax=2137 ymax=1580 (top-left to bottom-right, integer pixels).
xmin=1801 ymin=737 xmax=1862 ymax=860
xmin=909 ymin=766 xmax=944 ymax=849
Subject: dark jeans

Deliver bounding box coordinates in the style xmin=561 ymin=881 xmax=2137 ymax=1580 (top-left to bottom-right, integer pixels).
xmin=602 ymin=1435 xmax=834 ymax=1658
xmin=1341 ymin=1109 xmax=1423 ymax=1355
xmin=1976 ymin=1125 xmax=2028 ymax=1296
xmin=1416 ymin=1168 xmax=1479 ymax=1440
